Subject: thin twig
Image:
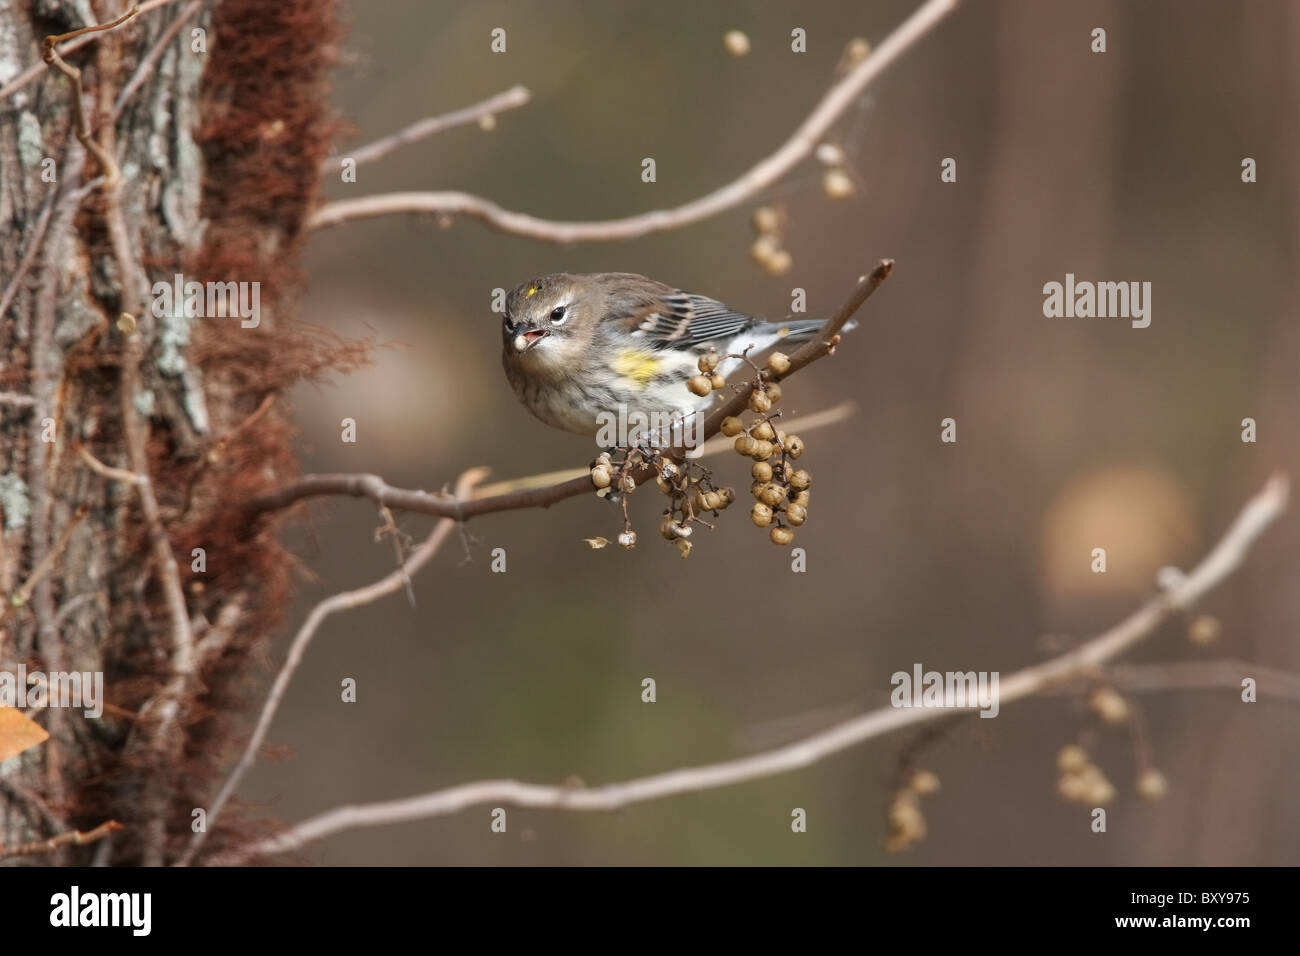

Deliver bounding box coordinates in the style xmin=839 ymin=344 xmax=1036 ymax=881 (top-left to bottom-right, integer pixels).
xmin=321 ymin=85 xmax=532 ymax=173
xmin=1102 ymin=659 xmax=1300 ymax=702
xmin=739 ymin=657 xmax=1300 ymax=752
xmin=174 ymin=394 xmax=276 ymax=520
xmin=194 ymin=597 xmax=248 ymax=672
xmin=43 ymin=5 xmax=141 ymax=48
xmin=117 ymin=324 xmax=191 ymax=867
xmin=78 ymin=444 xmax=146 ymax=484
xmin=111 ymin=0 xmax=203 ymax=119
xmin=374 ymin=506 xmax=416 ymax=607
xmin=698 ymin=261 xmax=891 ymax=445
xmin=0 ymin=0 xmax=179 ymax=103
xmin=97 ymin=73 xmax=147 ymax=316
xmin=26 ymin=152 xmax=95 ymax=816
xmin=119 ymin=387 xmax=194 ymax=867
xmin=0 ymin=504 xmax=89 ymax=627
xmin=247 ymin=469 xmax=592 ymax=523
xmin=42 ymin=5 xmax=142 ymax=188
xmin=216 ymin=474 xmax=1287 ymax=862
xmin=215 ymin=392 xmax=275 ymax=448
xmin=307 ymin=0 xmax=960 ymax=237
xmin=0 ymin=191 xmax=56 ymax=322
xmin=177 ymin=467 xmax=491 ymax=867
xmin=0 ymin=820 xmax=124 ymax=860
xmin=0 ymin=778 xmax=65 ymax=835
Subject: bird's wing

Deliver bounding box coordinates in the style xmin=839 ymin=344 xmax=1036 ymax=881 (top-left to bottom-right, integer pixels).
xmin=631 ymin=291 xmax=759 ymax=351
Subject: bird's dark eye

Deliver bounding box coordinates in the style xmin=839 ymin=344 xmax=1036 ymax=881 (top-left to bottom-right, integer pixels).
xmin=550 ymin=305 xmax=567 ymax=324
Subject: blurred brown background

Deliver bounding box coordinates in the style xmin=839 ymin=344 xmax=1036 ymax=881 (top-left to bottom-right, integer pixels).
xmin=241 ymin=0 xmax=1300 ymax=864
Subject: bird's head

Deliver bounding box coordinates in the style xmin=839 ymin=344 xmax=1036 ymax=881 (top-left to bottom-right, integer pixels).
xmin=502 ymin=274 xmax=589 ymax=369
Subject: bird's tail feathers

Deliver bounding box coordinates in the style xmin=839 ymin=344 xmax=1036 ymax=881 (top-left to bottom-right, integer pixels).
xmin=756 ymin=317 xmax=858 ymax=342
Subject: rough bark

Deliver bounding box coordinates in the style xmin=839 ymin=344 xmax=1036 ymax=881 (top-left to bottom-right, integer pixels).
xmin=0 ymin=0 xmax=352 ymax=865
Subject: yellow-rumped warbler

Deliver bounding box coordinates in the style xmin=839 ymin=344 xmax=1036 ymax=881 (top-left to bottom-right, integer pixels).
xmin=501 ymin=272 xmax=838 ymax=439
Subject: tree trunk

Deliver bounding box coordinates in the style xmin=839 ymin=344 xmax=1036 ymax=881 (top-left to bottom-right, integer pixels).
xmin=0 ymin=0 xmax=343 ymax=866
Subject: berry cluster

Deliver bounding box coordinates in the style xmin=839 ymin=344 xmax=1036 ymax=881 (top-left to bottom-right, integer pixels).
xmin=1053 ymin=685 xmax=1168 ymax=809
xmin=815 ymin=142 xmax=857 ymax=201
xmin=1055 ymin=744 xmax=1119 ymax=806
xmin=749 ymin=206 xmax=793 ymax=276
xmin=885 ymin=769 xmax=941 ymax=853
xmin=589 ymin=450 xmax=646 ymax=551
xmin=720 ymin=351 xmax=811 ymax=546
xmin=588 ymin=447 xmax=736 ymax=559
xmin=586 ymin=349 xmax=811 ymax=554
xmin=653 ymin=455 xmax=736 ymax=559
xmin=686 ymin=350 xmax=729 ymax=397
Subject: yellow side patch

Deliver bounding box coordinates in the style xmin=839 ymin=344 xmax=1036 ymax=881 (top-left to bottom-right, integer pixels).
xmin=525 ymin=285 xmax=538 ymax=297
xmin=613 ymin=350 xmax=660 ymax=387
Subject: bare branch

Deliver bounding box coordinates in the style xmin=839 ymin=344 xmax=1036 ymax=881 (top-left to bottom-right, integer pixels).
xmin=306 ymin=0 xmax=961 ymax=238
xmin=1089 ymin=660 xmax=1300 ymax=703
xmin=0 ymin=778 xmax=66 ymax=836
xmin=41 ymin=5 xmax=143 ymax=189
xmin=741 ymin=658 xmax=1300 ymax=752
xmin=469 ymin=401 xmax=857 ymax=499
xmin=0 ymin=0 xmax=179 ymax=103
xmin=321 ymin=85 xmax=532 ymax=173
xmin=245 ymin=469 xmax=590 ymax=523
xmin=42 ymin=5 xmax=141 ymax=48
xmin=216 ymin=474 xmax=1288 ymax=862
xmin=177 ymin=467 xmax=492 ymax=866
xmin=116 ymin=333 xmax=193 ymax=864
xmin=112 ymin=0 xmax=204 ymax=119
xmin=77 ymin=444 xmax=146 ymax=485
xmin=0 ymin=192 xmax=55 ymax=322
xmin=0 ymin=820 xmax=124 ymax=861
xmin=0 ymin=504 xmax=89 ymax=630
xmin=194 ymin=597 xmax=249 ymax=672
xmin=698 ymin=261 xmax=891 ymax=443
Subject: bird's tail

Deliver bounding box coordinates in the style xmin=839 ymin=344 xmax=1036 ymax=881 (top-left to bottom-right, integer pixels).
xmin=755 ymin=317 xmax=858 ymax=342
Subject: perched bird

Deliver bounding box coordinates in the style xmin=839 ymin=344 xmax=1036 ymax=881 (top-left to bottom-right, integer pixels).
xmin=500 ymin=272 xmax=836 ymax=440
